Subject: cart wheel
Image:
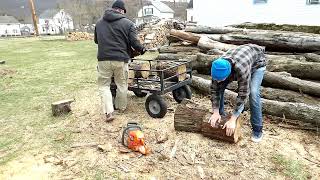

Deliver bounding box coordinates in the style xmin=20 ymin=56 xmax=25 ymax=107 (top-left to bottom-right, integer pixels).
xmin=145 ymin=94 xmax=167 ymax=118
xmin=172 ymin=85 xmax=192 ymax=103
xmin=133 ymin=89 xmax=148 ymax=97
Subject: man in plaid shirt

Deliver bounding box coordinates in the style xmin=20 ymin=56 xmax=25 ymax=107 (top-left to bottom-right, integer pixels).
xmin=209 ymin=44 xmax=267 ymax=142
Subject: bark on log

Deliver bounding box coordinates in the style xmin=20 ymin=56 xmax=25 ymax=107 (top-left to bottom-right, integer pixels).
xmin=157 ymin=53 xmax=197 ymax=61
xmin=52 ymin=99 xmax=74 ymax=116
xmin=263 ymin=71 xmax=320 ymax=97
xmin=174 ymin=100 xmax=242 ymax=143
xmin=196 ymin=74 xmax=320 ymax=106
xmin=198 ymin=36 xmax=237 ymax=51
xmin=207 ymin=30 xmax=320 ymax=52
xmin=267 ymin=61 xmax=320 ymax=80
xmin=158 ymin=46 xmax=200 ymax=54
xmin=304 ymin=53 xmax=320 ymax=63
xmin=261 ymin=87 xmax=320 ymax=106
xmin=170 ymin=29 xmax=200 ymax=44
xmin=185 ymin=25 xmax=244 ymax=34
xmin=191 ymin=75 xmax=320 ymax=124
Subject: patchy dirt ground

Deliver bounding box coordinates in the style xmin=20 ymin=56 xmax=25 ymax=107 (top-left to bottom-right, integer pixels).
xmin=1 ymin=87 xmax=319 ymax=180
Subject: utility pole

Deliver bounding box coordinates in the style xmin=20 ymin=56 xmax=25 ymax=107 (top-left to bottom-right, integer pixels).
xmin=29 ymin=0 xmax=39 ymax=36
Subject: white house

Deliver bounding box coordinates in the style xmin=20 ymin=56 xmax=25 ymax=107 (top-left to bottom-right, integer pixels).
xmin=0 ymin=15 xmax=21 ymax=37
xmin=186 ymin=0 xmax=194 ymax=22
xmin=193 ymin=0 xmax=320 ymax=26
xmin=136 ymin=1 xmax=174 ymax=25
xmin=39 ymin=9 xmax=74 ymax=35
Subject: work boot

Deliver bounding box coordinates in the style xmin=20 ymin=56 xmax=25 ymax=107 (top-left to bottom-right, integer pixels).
xmin=105 ymin=113 xmax=115 ymax=123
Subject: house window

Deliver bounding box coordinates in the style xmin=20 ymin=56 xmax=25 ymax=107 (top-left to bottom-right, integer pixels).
xmin=253 ymin=0 xmax=267 ymax=4
xmin=307 ymin=0 xmax=320 ymax=5
xmin=144 ymin=8 xmax=153 ymax=16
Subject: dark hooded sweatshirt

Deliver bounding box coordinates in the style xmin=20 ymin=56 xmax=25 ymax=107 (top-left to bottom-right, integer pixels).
xmin=94 ymin=9 xmax=144 ymax=62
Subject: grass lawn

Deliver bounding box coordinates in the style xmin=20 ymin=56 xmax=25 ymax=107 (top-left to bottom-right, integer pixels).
xmin=0 ymin=37 xmax=98 ymax=165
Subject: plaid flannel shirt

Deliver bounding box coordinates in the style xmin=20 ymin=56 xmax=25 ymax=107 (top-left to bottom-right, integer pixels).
xmin=210 ymin=44 xmax=267 ymax=116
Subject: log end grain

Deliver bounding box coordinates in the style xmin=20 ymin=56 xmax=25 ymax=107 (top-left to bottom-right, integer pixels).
xmin=52 ymin=99 xmax=74 ymax=116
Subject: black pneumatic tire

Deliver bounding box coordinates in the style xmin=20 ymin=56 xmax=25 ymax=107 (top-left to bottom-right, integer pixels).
xmin=145 ymin=94 xmax=167 ymax=118
xmin=172 ymin=85 xmax=192 ymax=103
xmin=133 ymin=89 xmax=148 ymax=97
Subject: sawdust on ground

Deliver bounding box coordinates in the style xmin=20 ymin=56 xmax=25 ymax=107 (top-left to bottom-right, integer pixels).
xmin=0 ymin=88 xmax=319 ymax=180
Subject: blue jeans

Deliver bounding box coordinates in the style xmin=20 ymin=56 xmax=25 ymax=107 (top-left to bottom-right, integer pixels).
xmin=219 ymin=66 xmax=266 ymax=133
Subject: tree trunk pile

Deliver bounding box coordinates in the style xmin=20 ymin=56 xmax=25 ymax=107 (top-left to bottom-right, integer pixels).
xmin=159 ymin=24 xmax=320 ymax=124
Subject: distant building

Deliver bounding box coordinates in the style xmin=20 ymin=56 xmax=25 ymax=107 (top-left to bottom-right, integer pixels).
xmin=136 ymin=0 xmax=174 ymax=25
xmin=186 ymin=0 xmax=194 ymax=22
xmin=39 ymin=9 xmax=74 ymax=35
xmin=0 ymin=15 xmax=21 ymax=37
xmin=193 ymin=0 xmax=320 ymax=26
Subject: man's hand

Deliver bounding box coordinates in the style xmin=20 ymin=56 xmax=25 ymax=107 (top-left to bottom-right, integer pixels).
xmin=222 ymin=115 xmax=237 ymax=136
xmin=208 ymin=109 xmax=221 ymax=128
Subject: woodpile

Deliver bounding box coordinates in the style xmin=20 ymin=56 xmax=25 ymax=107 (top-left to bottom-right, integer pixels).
xmin=137 ymin=20 xmax=172 ymax=49
xmin=66 ymin=32 xmax=94 ymax=41
xmin=158 ymin=24 xmax=320 ymax=125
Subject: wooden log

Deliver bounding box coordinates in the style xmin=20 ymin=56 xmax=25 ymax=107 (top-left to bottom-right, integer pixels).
xmin=261 ymin=87 xmax=320 ymax=106
xmin=191 ymin=75 xmax=320 ymax=124
xmin=156 ymin=61 xmax=187 ymax=82
xmin=198 ymin=36 xmax=237 ymax=51
xmin=174 ymin=100 xmax=242 ymax=143
xmin=169 ymin=29 xmax=200 ymax=44
xmin=157 ymin=53 xmax=197 ymax=61
xmin=158 ymin=46 xmax=200 ymax=54
xmin=52 ymin=99 xmax=74 ymax=116
xmin=202 ymin=114 xmax=242 ymax=143
xmin=185 ymin=25 xmax=243 ymax=34
xmin=195 ymin=74 xmax=320 ymax=106
xmin=207 ymin=30 xmax=320 ymax=52
xmin=129 ymin=61 xmax=150 ymax=79
xmin=267 ymin=61 xmax=320 ymax=80
xmin=263 ymin=71 xmax=320 ymax=97
xmin=304 ymin=53 xmax=320 ymax=63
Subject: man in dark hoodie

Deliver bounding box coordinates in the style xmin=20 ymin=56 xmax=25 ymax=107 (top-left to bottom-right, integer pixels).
xmin=94 ymin=0 xmax=146 ymax=122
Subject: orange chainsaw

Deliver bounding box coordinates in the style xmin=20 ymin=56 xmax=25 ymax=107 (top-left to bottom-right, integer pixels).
xmin=121 ymin=122 xmax=151 ymax=155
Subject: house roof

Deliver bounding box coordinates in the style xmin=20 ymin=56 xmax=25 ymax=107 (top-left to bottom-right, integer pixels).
xmin=151 ymin=1 xmax=174 ymax=13
xmin=187 ymin=0 xmax=193 ymax=9
xmin=39 ymin=9 xmax=60 ymax=19
xmin=0 ymin=15 xmax=20 ymax=24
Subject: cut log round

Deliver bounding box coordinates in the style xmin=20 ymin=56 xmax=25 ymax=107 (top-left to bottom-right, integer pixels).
xmin=263 ymin=71 xmax=320 ymax=97
xmin=156 ymin=61 xmax=187 ymax=82
xmin=174 ymin=100 xmax=242 ymax=143
xmin=51 ymin=99 xmax=74 ymax=116
xmin=191 ymin=75 xmax=320 ymax=124
xmin=129 ymin=61 xmax=150 ymax=79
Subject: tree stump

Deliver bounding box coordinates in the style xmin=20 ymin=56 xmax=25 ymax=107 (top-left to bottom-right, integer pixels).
xmin=51 ymin=99 xmax=74 ymax=116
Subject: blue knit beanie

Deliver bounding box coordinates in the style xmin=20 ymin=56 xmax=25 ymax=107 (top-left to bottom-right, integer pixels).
xmin=211 ymin=58 xmax=231 ymax=81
